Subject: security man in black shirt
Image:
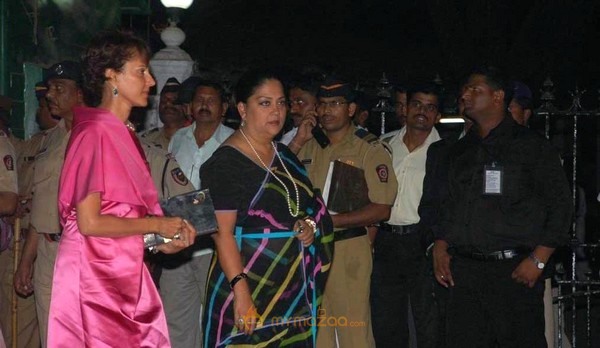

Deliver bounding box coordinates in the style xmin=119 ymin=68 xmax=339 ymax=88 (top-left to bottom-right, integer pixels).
xmin=432 ymin=66 xmax=572 ymax=348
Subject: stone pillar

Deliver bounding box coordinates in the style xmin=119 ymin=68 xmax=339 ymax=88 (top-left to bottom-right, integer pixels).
xmin=147 ymin=21 xmax=194 ymax=130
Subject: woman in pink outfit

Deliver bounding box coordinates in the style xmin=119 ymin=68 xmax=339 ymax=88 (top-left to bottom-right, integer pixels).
xmin=47 ymin=31 xmax=196 ymax=348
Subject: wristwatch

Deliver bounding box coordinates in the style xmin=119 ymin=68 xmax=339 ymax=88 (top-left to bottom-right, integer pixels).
xmin=529 ymin=253 xmax=545 ymax=270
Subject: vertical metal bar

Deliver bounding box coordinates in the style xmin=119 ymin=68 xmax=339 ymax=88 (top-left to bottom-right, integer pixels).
xmin=586 ymin=282 xmax=591 ymax=348
xmin=558 ymin=283 xmax=563 ymax=348
xmin=545 ymin=114 xmax=550 ymax=140
xmin=571 ymin=112 xmax=578 ymax=347
xmin=380 ymin=112 xmax=385 ymax=136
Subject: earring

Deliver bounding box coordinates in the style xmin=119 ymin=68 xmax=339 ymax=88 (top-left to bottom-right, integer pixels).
xmin=241 ymin=119 xmax=246 ymax=127
xmin=112 ymin=85 xmax=118 ymax=96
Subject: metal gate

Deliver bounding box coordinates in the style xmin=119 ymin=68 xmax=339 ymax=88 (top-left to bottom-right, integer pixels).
xmin=535 ymin=77 xmax=600 ymax=348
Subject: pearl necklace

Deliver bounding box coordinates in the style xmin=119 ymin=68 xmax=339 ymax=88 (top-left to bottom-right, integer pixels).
xmin=239 ymin=128 xmax=300 ymax=217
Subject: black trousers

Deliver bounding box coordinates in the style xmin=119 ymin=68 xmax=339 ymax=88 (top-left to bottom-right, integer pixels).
xmin=444 ymin=255 xmax=546 ymax=348
xmin=371 ymin=231 xmax=440 ymax=348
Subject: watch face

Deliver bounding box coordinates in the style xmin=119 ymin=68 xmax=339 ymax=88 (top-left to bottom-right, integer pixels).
xmin=537 ymin=262 xmax=545 ymax=270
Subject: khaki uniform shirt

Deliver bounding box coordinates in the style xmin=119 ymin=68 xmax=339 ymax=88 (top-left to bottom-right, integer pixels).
xmin=15 ymin=132 xmax=46 ymax=197
xmin=142 ymin=144 xmax=195 ymax=200
xmin=8 ymin=133 xmax=23 ymax=154
xmin=0 ymin=130 xmax=18 ymax=194
xmin=30 ymin=120 xmax=69 ymax=234
xmin=140 ymin=127 xmax=170 ymax=150
xmin=297 ymin=125 xmax=398 ymax=229
xmin=13 ymin=132 xmax=46 ymax=227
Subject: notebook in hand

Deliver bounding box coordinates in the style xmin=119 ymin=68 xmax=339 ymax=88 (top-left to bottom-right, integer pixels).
xmin=144 ymin=189 xmax=218 ymax=249
xmin=326 ymin=160 xmax=370 ymax=214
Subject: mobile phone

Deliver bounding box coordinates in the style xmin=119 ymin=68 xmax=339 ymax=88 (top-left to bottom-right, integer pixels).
xmin=312 ymin=126 xmax=330 ymax=148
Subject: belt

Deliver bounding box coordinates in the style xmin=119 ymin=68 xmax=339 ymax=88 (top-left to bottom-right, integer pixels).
xmin=334 ymin=227 xmax=367 ymax=242
xmin=451 ymin=247 xmax=530 ymax=261
xmin=380 ymin=223 xmax=419 ymax=236
xmin=42 ymin=233 xmax=61 ymax=243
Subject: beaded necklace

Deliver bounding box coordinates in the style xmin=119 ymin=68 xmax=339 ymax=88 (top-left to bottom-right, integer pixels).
xmin=239 ymin=128 xmax=300 ymax=217
xmin=125 ymin=121 xmax=136 ymax=132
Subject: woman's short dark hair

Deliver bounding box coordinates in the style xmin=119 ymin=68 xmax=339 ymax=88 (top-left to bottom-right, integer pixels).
xmin=234 ymin=68 xmax=283 ymax=104
xmin=81 ymin=30 xmax=150 ymax=107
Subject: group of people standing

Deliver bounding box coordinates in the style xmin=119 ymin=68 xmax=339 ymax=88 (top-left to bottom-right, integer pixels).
xmin=0 ymin=29 xmax=572 ymax=348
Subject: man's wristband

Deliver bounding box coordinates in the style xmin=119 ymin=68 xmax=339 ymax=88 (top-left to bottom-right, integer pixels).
xmin=229 ymin=272 xmax=248 ymax=289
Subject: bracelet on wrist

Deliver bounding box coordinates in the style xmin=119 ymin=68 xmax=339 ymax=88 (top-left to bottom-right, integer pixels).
xmin=303 ymin=217 xmax=317 ymax=234
xmin=229 ymin=272 xmax=248 ymax=290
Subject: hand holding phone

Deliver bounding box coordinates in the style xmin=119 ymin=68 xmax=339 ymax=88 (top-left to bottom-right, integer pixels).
xmin=311 ymin=126 xmax=330 ymax=148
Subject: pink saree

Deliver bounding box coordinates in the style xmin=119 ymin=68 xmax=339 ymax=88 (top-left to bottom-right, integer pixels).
xmin=47 ymin=107 xmax=170 ymax=347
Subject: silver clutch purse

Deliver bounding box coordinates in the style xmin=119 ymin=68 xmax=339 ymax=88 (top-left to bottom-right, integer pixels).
xmin=144 ymin=189 xmax=218 ymax=250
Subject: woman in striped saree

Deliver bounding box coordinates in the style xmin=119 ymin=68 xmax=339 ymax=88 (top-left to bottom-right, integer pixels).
xmin=201 ymin=68 xmax=333 ymax=347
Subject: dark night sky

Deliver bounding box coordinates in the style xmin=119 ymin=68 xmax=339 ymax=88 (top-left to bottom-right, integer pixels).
xmin=146 ymin=0 xmax=600 ymax=102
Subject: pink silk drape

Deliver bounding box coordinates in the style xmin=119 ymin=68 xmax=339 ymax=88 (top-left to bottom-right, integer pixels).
xmin=48 ymin=107 xmax=170 ymax=347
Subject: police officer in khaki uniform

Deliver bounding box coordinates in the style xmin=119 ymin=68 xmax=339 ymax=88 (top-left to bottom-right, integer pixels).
xmin=142 ymin=143 xmax=195 ymax=285
xmin=13 ymin=83 xmax=54 ymax=221
xmin=14 ymin=61 xmax=84 ymax=348
xmin=290 ymin=77 xmax=398 ymax=348
xmin=0 ymin=96 xmax=42 ymax=348
xmin=142 ymin=144 xmax=195 ymax=200
xmin=0 ymin=128 xmax=28 ymax=348
xmin=0 ymin=129 xmax=17 ymax=215
xmin=140 ymin=77 xmax=186 ymax=150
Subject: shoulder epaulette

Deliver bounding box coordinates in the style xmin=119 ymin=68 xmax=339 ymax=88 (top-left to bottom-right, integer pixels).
xmin=381 ymin=135 xmax=395 ymax=144
xmin=354 ymin=128 xmax=379 ymax=144
xmin=355 ymin=128 xmax=392 ymax=156
xmin=380 ymin=141 xmax=393 ymax=156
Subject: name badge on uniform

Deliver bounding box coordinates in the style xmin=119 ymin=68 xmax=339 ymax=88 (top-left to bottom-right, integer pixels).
xmin=483 ymin=163 xmax=503 ymax=195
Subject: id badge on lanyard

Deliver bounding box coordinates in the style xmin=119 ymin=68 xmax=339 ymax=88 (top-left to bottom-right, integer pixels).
xmin=483 ymin=162 xmax=503 ymax=195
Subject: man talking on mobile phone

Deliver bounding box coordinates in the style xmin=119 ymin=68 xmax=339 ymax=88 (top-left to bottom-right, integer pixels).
xmin=291 ymin=76 xmax=397 ymax=348
xmin=280 ymin=71 xmax=321 ymax=146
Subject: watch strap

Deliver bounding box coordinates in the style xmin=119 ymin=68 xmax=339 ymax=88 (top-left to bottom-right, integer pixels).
xmin=529 ymin=253 xmax=545 ymax=269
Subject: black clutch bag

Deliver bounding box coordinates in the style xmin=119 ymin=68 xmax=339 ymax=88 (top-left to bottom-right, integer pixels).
xmin=144 ymin=189 xmax=218 ymax=249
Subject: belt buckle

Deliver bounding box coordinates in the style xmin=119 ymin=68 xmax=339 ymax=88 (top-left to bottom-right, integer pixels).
xmin=502 ymin=250 xmax=516 ymax=260
xmin=391 ymin=225 xmax=412 ymax=235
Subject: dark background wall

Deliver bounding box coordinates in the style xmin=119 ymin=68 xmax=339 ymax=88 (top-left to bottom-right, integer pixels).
xmin=169 ymin=0 xmax=600 ymax=95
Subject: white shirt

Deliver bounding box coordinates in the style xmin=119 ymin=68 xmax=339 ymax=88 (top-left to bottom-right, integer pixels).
xmin=381 ymin=126 xmax=441 ymax=225
xmin=279 ymin=127 xmax=298 ymax=146
xmin=168 ymin=123 xmax=234 ymax=189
